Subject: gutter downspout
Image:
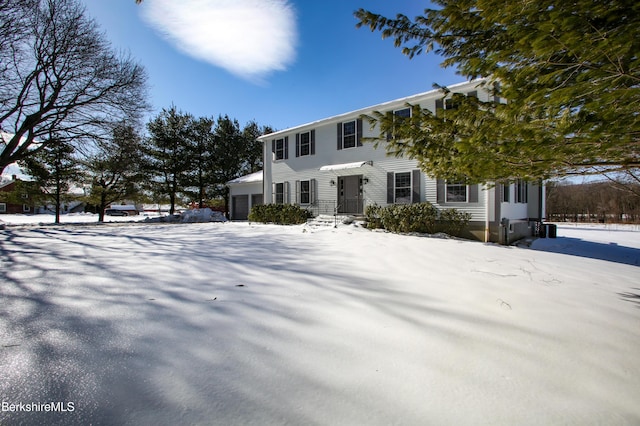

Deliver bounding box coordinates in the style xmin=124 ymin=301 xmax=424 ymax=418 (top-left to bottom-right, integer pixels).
xmin=538 ymin=179 xmax=544 ymax=222
xmin=484 ymin=184 xmax=490 ymax=243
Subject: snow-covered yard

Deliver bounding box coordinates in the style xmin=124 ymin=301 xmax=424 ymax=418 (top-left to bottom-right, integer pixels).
xmin=1 ymin=218 xmax=639 ymax=425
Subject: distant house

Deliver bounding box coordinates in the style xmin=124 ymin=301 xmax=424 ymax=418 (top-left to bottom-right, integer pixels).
xmin=0 ymin=176 xmax=36 ymax=214
xmin=105 ymin=204 xmax=140 ymax=216
xmin=227 ymin=171 xmax=263 ymax=220
xmin=232 ymin=79 xmax=545 ymax=243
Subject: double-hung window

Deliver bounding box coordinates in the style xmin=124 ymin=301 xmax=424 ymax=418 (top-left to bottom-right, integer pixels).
xmin=274 ymin=182 xmax=284 ymax=204
xmin=516 ymin=179 xmax=528 ymax=203
xmin=299 ymin=132 xmax=311 ymax=156
xmin=296 ymin=130 xmax=315 ymax=157
xmin=272 ymin=137 xmax=288 ymax=161
xmin=387 ymin=170 xmax=420 ymax=204
xmin=337 ymin=119 xmax=362 ymax=150
xmin=342 ymin=121 xmax=356 ymax=149
xmin=502 ymin=183 xmax=511 ymax=202
xmin=296 ymin=179 xmax=316 ymax=205
xmin=394 ymin=172 xmax=412 ymax=204
xmin=300 ymin=180 xmax=310 ymax=204
xmin=446 ymin=181 xmax=468 ymax=202
xmin=388 ymin=108 xmax=411 ymax=140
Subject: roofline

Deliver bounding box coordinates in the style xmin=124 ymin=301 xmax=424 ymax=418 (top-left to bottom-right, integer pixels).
xmin=257 ymin=78 xmax=487 ymax=141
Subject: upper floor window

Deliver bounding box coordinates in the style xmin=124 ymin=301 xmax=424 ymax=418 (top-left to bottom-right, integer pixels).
xmin=296 ymin=130 xmax=315 ymax=157
xmin=272 ymin=136 xmax=289 ymax=161
xmin=343 ymin=121 xmax=356 ymax=148
xmin=436 ymin=91 xmax=478 ymax=116
xmin=337 ymin=118 xmax=363 ymax=150
xmin=387 ymin=108 xmax=411 ymax=141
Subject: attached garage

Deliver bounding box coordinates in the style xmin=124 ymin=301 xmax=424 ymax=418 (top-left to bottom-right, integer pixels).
xmin=227 ymin=171 xmax=263 ymax=221
xmin=231 ymin=195 xmax=249 ymax=220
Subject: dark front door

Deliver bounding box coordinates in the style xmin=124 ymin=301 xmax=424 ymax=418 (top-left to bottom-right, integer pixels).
xmin=338 ymin=175 xmax=363 ymax=214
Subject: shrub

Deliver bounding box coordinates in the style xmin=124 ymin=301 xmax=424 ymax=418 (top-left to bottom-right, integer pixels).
xmin=383 ymin=203 xmax=438 ymax=233
xmin=365 ymin=202 xmax=470 ymax=237
xmin=436 ymin=208 xmax=472 ymax=236
xmin=248 ymin=204 xmax=311 ymax=225
xmin=364 ymin=204 xmax=383 ymax=229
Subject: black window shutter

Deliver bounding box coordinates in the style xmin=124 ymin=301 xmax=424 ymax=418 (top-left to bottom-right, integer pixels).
xmin=387 ymin=172 xmax=395 ymax=204
xmin=435 ymin=99 xmax=444 ymax=117
xmin=356 ymin=118 xmax=363 ymax=146
xmin=437 ymin=179 xmax=445 ymax=203
xmin=310 ymin=130 xmax=315 ymax=155
xmin=469 ymin=184 xmax=479 ymax=203
xmin=337 ymin=123 xmax=342 ymax=150
xmin=284 ymin=136 xmax=289 ymax=159
xmin=271 ymin=140 xmax=275 ymax=154
xmin=412 ymin=169 xmax=420 ymax=203
xmin=295 ymin=133 xmax=300 ymax=157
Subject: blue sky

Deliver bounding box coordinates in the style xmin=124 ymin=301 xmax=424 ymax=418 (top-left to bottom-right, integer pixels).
xmin=81 ymin=0 xmax=462 ymax=131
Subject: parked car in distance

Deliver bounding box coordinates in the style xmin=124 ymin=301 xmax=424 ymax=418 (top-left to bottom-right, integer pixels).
xmin=105 ymin=208 xmax=129 ymax=216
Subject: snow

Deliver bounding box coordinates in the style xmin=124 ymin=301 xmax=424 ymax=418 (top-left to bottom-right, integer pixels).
xmin=319 ymin=160 xmax=372 ymax=171
xmin=0 ymin=212 xmax=149 ymax=225
xmin=0 ymin=219 xmax=639 ymax=425
xmin=227 ymin=170 xmax=263 ymax=184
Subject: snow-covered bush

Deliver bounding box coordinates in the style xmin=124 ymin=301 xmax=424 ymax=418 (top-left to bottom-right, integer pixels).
xmin=248 ymin=204 xmax=311 ymax=225
xmin=181 ymin=208 xmax=228 ymax=223
xmin=365 ymin=202 xmax=470 ymax=237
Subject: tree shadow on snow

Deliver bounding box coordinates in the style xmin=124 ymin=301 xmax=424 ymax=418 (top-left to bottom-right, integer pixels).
xmin=4 ymin=223 xmax=633 ymax=424
xmin=529 ymin=236 xmax=640 ymax=267
xmin=619 ymin=288 xmax=640 ymax=308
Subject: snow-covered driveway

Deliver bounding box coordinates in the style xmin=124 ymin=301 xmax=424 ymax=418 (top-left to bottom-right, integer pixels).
xmin=1 ymin=222 xmax=639 ymax=425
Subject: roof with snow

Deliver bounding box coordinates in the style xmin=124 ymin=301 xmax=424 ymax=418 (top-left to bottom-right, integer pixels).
xmin=227 ymin=171 xmax=263 ymax=185
xmin=257 ymin=79 xmax=487 ymax=140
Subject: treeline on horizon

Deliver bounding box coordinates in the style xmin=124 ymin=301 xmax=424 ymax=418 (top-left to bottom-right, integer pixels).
xmin=546 ymin=181 xmax=640 ymax=223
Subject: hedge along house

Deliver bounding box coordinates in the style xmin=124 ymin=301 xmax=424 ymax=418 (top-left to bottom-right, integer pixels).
xmin=257 ymin=79 xmax=544 ymax=244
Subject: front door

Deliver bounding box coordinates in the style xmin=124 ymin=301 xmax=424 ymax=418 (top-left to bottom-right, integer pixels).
xmin=338 ymin=175 xmax=363 ymax=214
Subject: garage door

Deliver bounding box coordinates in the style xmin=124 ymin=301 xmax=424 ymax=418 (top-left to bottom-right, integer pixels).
xmin=232 ymin=195 xmax=249 ymax=220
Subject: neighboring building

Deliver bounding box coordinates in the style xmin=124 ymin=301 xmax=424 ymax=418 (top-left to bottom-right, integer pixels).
xmin=227 ymin=171 xmax=264 ymax=220
xmin=104 ymin=204 xmax=140 ymax=216
xmin=233 ymin=80 xmax=544 ymax=243
xmin=0 ymin=176 xmax=36 ymax=214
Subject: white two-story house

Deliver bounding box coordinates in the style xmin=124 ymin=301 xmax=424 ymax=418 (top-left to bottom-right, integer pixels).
xmin=230 ymin=80 xmax=544 ymax=244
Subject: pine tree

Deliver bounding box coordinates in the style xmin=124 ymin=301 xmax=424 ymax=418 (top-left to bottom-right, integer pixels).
xmin=84 ymin=124 xmax=144 ymax=222
xmin=22 ymin=138 xmax=82 ymax=223
xmin=356 ymin=0 xmax=640 ymax=181
xmin=142 ymin=106 xmax=192 ymax=215
xmin=182 ymin=116 xmax=217 ymax=208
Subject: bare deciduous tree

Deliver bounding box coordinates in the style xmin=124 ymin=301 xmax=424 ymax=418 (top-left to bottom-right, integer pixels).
xmin=0 ymin=0 xmax=148 ymax=175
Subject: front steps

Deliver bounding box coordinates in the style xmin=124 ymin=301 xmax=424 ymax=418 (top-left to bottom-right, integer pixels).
xmin=306 ymin=214 xmax=358 ymax=227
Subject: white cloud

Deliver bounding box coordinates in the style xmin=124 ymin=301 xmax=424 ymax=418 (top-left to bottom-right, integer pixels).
xmin=140 ymin=0 xmax=297 ymax=81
